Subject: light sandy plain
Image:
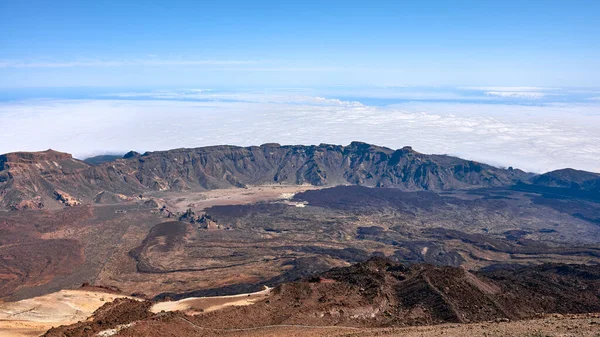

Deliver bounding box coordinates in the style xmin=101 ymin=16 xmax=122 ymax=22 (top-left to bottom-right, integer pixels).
xmin=0 ymin=287 xmax=272 ymax=337
xmin=0 ymin=289 xmax=134 ymax=337
xmin=149 ymin=184 xmax=322 ymax=212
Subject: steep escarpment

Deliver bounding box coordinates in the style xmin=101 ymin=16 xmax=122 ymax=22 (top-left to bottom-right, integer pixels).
xmin=0 ymin=150 xmax=91 ymax=210
xmin=0 ymin=142 xmax=533 ymax=210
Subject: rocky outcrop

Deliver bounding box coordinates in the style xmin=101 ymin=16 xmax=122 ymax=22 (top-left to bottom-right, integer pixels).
xmin=178 ymin=209 xmax=222 ymax=229
xmin=0 ymin=142 xmax=536 ymax=210
xmin=54 ymin=189 xmax=81 ymax=206
xmin=0 ymin=150 xmax=90 ymax=210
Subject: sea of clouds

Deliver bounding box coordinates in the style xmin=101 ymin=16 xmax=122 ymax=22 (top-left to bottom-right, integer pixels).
xmin=0 ymin=88 xmax=598 ymax=173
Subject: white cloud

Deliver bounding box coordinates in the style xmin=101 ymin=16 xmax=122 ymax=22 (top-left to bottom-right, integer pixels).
xmin=459 ymin=86 xmax=565 ymax=100
xmin=0 ymin=97 xmax=598 ymax=174
xmin=484 ymin=91 xmax=548 ymax=99
xmin=105 ymin=90 xmax=364 ymax=106
xmin=462 ymin=86 xmax=551 ymax=92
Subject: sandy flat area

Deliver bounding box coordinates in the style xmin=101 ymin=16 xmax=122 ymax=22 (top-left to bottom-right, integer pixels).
xmin=154 ymin=184 xmax=322 ymax=212
xmin=151 ymin=287 xmax=271 ymax=315
xmin=0 ymin=289 xmax=134 ymax=337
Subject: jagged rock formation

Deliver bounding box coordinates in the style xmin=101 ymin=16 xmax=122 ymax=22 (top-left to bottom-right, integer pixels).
xmin=54 ymin=189 xmax=81 ymax=206
xmin=197 ymin=214 xmax=222 ymax=230
xmin=178 ymin=209 xmax=222 ymax=229
xmin=0 ymin=143 xmax=534 ymax=210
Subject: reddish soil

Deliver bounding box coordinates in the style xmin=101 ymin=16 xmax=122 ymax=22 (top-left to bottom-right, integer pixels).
xmin=38 ymin=258 xmax=600 ymax=336
xmin=0 ymin=208 xmax=90 ymax=298
xmin=0 ymin=238 xmax=84 ymax=298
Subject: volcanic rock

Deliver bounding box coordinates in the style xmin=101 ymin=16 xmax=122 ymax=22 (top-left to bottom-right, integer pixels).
xmin=0 ymin=143 xmax=533 ymax=210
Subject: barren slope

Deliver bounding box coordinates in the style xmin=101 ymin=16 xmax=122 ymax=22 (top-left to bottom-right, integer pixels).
xmin=40 ymin=258 xmax=600 ymax=336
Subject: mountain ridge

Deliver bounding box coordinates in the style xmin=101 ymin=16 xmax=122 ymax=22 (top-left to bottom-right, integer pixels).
xmin=1 ymin=142 xmax=592 ymax=211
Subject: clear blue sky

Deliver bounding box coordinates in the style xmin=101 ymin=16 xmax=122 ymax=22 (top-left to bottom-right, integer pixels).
xmin=1 ymin=0 xmax=599 ymax=87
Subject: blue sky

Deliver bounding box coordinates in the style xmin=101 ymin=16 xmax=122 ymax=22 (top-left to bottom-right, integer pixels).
xmin=0 ymin=1 xmax=599 ymax=173
xmin=1 ymin=0 xmax=600 ymax=87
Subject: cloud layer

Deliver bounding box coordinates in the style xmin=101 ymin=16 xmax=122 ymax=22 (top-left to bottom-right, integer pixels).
xmin=484 ymin=91 xmax=548 ymax=99
xmin=0 ymin=96 xmax=598 ymax=174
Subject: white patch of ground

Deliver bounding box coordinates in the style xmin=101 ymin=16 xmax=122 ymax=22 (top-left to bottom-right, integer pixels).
xmin=279 ymin=192 xmax=296 ymax=199
xmin=153 ymin=184 xmax=320 ymax=212
xmin=0 ymin=290 xmax=135 ymax=337
xmin=96 ymin=322 xmax=135 ymax=336
xmin=150 ymin=287 xmax=271 ymax=315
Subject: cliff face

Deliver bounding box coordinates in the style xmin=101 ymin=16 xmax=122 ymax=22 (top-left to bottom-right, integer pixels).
xmin=0 ymin=150 xmax=90 ymax=210
xmin=0 ymin=142 xmax=531 ymax=210
xmin=91 ymin=142 xmax=529 ymax=190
